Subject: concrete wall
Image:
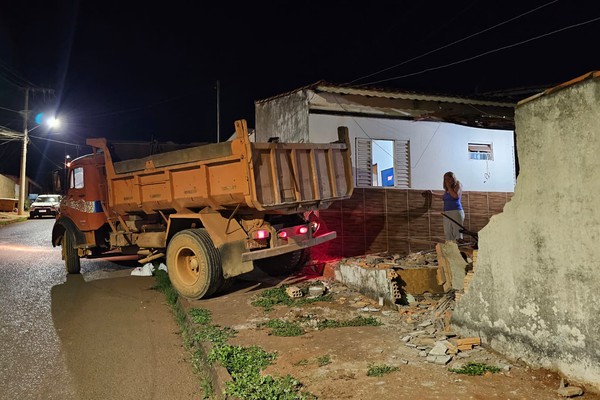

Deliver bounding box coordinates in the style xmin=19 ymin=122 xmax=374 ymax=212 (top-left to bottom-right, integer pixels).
xmin=309 ymin=114 xmax=515 ymax=192
xmin=255 ymin=91 xmax=310 ymax=143
xmin=451 ymin=77 xmax=600 ymax=389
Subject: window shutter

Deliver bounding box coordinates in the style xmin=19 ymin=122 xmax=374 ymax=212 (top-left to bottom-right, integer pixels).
xmin=394 ymin=140 xmax=410 ymax=188
xmin=355 ymin=138 xmax=372 ymax=187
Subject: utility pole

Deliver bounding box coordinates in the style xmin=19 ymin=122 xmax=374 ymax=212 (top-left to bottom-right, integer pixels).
xmin=216 ymin=80 xmax=220 ymax=143
xmin=17 ymin=86 xmax=55 ymax=215
xmin=17 ymin=88 xmax=29 ymax=215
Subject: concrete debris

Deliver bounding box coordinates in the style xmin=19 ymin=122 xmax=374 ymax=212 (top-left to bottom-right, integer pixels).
xmin=429 ymin=342 xmax=449 ymax=356
xmin=558 ymin=378 xmax=584 ymax=398
xmin=285 ymin=286 xmax=303 ymax=298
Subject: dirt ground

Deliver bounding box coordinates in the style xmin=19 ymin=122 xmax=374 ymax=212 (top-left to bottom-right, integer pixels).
xmin=182 ymin=265 xmax=599 ymax=400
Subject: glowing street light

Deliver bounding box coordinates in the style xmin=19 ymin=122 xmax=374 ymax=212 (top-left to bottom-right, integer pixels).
xmin=17 ymin=104 xmax=62 ymax=215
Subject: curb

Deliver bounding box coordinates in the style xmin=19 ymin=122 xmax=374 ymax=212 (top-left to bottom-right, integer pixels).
xmin=0 ymin=216 xmax=28 ymax=227
xmin=175 ymin=297 xmax=234 ymax=400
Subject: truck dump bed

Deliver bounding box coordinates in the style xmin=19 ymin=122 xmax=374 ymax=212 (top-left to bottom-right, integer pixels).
xmin=88 ymin=120 xmax=353 ymax=215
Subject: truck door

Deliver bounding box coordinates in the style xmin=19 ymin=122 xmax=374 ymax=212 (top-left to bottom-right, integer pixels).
xmin=61 ymin=159 xmax=106 ymax=233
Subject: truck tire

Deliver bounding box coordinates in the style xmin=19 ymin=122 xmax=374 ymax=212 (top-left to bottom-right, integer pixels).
xmin=166 ymin=229 xmax=224 ymax=300
xmin=62 ymin=231 xmax=81 ymax=274
xmin=255 ymin=249 xmax=309 ymax=277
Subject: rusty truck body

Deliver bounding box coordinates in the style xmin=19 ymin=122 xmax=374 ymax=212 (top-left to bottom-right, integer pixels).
xmin=52 ymin=120 xmax=353 ymax=299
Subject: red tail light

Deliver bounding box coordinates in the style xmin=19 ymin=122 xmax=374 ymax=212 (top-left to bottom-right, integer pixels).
xmin=252 ymin=230 xmax=269 ymax=239
xmin=278 ymin=231 xmax=288 ymax=238
xmin=298 ymin=226 xmax=308 ymax=234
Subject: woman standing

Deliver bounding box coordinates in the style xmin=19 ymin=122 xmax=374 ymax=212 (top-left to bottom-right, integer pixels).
xmin=427 ymin=171 xmax=465 ymax=241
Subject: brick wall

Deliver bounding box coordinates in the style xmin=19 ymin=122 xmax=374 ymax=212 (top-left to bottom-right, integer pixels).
xmin=313 ymin=188 xmax=513 ymax=260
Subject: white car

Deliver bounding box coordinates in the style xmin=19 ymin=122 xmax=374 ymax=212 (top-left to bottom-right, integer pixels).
xmin=29 ymin=194 xmax=62 ymax=218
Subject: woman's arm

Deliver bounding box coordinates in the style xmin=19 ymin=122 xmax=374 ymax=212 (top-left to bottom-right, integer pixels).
xmin=447 ymin=182 xmax=462 ymax=199
xmin=423 ymin=190 xmax=444 ymax=198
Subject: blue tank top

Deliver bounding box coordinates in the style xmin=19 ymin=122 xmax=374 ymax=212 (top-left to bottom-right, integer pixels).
xmin=443 ymin=191 xmax=463 ymax=211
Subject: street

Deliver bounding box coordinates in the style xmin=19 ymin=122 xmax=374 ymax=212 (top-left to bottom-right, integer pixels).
xmin=0 ymin=219 xmax=199 ymax=400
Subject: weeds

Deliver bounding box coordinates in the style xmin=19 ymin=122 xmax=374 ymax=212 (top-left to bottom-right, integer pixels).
xmin=293 ymin=359 xmax=309 ymax=366
xmin=317 ymin=355 xmax=331 ymax=367
xmin=261 ymin=319 xmax=305 ymax=337
xmin=367 ymin=364 xmax=399 ymax=377
xmin=449 ymin=362 xmax=501 ymax=376
xmin=152 ymin=270 xmax=178 ymax=306
xmin=317 ymin=315 xmax=382 ymax=330
xmin=251 ymin=286 xmax=332 ymax=311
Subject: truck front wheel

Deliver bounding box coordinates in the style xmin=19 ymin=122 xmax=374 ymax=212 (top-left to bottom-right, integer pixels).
xmin=166 ymin=229 xmax=224 ymax=300
xmin=62 ymin=231 xmax=81 ymax=274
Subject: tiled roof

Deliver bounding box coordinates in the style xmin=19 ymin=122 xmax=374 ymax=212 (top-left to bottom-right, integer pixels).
xmin=256 ymin=80 xmax=515 ymax=108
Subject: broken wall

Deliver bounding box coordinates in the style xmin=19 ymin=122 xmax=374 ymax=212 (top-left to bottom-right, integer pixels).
xmin=451 ymin=75 xmax=600 ymax=389
xmin=255 ymin=91 xmax=310 ymax=143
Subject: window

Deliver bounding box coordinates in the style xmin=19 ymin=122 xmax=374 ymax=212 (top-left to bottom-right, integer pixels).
xmin=70 ymin=167 xmax=84 ymax=189
xmin=355 ymin=138 xmax=410 ymax=188
xmin=468 ymin=143 xmax=493 ymax=160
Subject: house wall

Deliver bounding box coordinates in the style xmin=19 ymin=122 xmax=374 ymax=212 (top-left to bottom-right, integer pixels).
xmin=451 ymin=77 xmax=600 ymax=389
xmin=0 ymin=174 xmax=17 ymax=199
xmin=311 ymin=187 xmax=512 ymax=260
xmin=308 ymin=114 xmax=515 ymax=192
xmin=255 ymin=91 xmax=310 ymax=143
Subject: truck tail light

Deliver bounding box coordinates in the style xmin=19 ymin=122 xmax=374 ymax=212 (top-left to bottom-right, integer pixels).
xmin=252 ymin=229 xmax=270 ymax=240
xmin=297 ymin=226 xmax=308 ymax=234
xmin=278 ymin=231 xmax=288 ymax=239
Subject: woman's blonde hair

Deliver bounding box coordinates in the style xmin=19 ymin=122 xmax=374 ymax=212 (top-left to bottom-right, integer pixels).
xmin=443 ymin=171 xmax=460 ymax=191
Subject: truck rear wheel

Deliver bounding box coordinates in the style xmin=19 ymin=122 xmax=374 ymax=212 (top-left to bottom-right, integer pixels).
xmin=166 ymin=229 xmax=224 ymax=300
xmin=62 ymin=231 xmax=81 ymax=274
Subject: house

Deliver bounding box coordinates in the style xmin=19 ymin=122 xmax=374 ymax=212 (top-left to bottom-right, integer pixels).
xmin=0 ymin=173 xmax=42 ymax=211
xmin=452 ymin=71 xmax=600 ymax=390
xmin=254 ymin=81 xmax=517 ymax=258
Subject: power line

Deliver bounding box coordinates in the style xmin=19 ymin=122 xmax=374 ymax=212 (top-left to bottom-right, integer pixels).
xmin=362 ymin=15 xmax=600 ymax=86
xmin=0 ymin=60 xmax=39 ymax=89
xmin=350 ymin=0 xmax=559 ymax=85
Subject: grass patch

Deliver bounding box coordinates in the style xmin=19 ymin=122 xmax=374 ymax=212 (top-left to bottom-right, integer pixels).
xmin=293 ymin=359 xmax=309 ymax=366
xmin=449 ymin=362 xmax=501 ymax=376
xmin=261 ymin=319 xmax=305 ymax=337
xmin=208 ymin=344 xmax=314 ymax=399
xmin=251 ymin=286 xmax=332 ymax=311
xmin=367 ymin=364 xmax=399 ymax=377
xmin=152 ymin=270 xmax=178 ymax=306
xmin=0 ymin=216 xmax=28 ymax=226
xmin=154 ymin=277 xmax=315 ymax=399
xmin=317 ymin=315 xmax=382 ymax=330
xmin=317 ymin=354 xmax=331 ymax=367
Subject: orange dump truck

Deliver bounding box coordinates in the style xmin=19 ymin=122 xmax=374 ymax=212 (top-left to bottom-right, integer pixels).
xmin=52 ymin=120 xmax=353 ymax=299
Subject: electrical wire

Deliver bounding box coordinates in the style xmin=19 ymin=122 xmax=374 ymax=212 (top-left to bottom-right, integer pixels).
xmin=349 ymin=0 xmax=559 ymax=85
xmin=363 ymin=15 xmax=600 ymax=86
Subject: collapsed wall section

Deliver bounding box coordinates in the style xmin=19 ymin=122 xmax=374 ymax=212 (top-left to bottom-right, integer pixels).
xmin=451 ymin=74 xmax=600 ymax=389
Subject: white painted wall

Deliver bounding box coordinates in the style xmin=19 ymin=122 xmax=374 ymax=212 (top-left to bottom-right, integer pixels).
xmin=309 ymin=114 xmax=516 ymax=192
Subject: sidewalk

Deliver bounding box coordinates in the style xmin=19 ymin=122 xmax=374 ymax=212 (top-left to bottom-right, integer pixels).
xmin=175 ymin=265 xmax=594 ymax=400
xmin=0 ymin=211 xmax=28 ymax=226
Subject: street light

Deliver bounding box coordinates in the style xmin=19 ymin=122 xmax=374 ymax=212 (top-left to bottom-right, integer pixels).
xmin=17 ymin=113 xmax=61 ymax=215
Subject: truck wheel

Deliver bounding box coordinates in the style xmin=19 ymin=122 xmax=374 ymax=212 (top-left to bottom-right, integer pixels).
xmin=166 ymin=229 xmax=223 ymax=300
xmin=62 ymin=231 xmax=81 ymax=274
xmin=255 ymin=249 xmax=309 ymax=277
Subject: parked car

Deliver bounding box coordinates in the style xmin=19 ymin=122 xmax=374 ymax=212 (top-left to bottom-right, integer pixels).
xmin=29 ymin=194 xmax=62 ymax=218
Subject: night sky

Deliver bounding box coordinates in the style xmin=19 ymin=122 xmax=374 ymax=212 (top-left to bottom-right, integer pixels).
xmin=0 ymin=0 xmax=598 ymax=189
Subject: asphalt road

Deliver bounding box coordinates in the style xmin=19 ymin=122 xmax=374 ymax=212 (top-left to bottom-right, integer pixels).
xmin=0 ymin=218 xmax=200 ymax=400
